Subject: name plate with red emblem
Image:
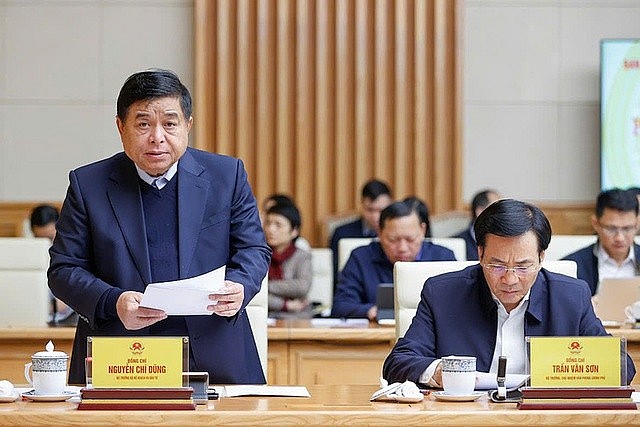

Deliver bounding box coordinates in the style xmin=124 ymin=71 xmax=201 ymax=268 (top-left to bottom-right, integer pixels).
xmin=526 ymin=336 xmax=626 ymax=387
xmin=87 ymin=337 xmax=188 ymax=388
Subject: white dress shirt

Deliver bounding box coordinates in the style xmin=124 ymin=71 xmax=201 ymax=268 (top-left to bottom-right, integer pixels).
xmin=135 ymin=162 xmax=178 ymax=190
xmin=419 ymin=291 xmax=530 ymax=386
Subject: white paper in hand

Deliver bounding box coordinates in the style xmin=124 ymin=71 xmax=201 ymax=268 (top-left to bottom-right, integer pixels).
xmin=140 ymin=266 xmax=226 ymax=315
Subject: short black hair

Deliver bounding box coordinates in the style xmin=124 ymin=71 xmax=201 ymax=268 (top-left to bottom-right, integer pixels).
xmin=379 ymin=200 xmax=422 ymax=231
xmin=402 ymin=196 xmax=431 ymax=237
xmin=596 ymin=188 xmax=639 ymax=217
xmin=471 ymin=189 xmax=499 ymax=220
xmin=117 ymin=69 xmax=192 ymax=121
xmin=30 ymin=205 xmax=59 ymax=228
xmin=266 ymin=203 xmax=302 ymax=232
xmin=474 ymin=199 xmax=551 ymax=253
xmin=263 ymin=193 xmax=295 ymax=210
xmin=361 ymin=179 xmax=392 ymax=201
xmin=626 ymin=186 xmax=640 ymax=197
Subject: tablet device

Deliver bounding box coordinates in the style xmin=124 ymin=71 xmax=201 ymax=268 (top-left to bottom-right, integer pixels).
xmin=375 ymin=283 xmax=394 ymax=323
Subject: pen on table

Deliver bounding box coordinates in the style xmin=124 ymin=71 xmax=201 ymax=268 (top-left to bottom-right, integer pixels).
xmin=496 ymin=356 xmax=507 ymax=400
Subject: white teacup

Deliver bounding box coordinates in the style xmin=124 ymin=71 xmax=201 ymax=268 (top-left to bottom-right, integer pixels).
xmin=441 ymin=355 xmax=476 ymax=395
xmin=24 ymin=341 xmax=68 ymax=395
xmin=625 ymin=301 xmax=640 ymax=322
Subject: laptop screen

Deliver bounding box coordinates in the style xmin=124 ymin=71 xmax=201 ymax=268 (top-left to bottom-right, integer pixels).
xmin=594 ymin=278 xmax=640 ymax=324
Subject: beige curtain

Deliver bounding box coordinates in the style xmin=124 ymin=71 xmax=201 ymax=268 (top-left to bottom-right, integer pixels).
xmin=193 ymin=0 xmax=461 ymax=246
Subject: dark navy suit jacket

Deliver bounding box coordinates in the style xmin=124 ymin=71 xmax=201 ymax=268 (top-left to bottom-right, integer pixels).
xmin=331 ymin=241 xmax=456 ymax=318
xmin=382 ymin=265 xmax=636 ymax=385
xmin=329 ymin=218 xmax=375 ymax=288
xmin=454 ymin=226 xmax=478 ymax=261
xmin=49 ymin=149 xmax=271 ymax=384
xmin=562 ymin=243 xmax=640 ymax=295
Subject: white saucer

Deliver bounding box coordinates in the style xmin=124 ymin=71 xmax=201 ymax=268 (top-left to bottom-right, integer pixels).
xmin=432 ymin=391 xmax=485 ymax=402
xmin=0 ymin=393 xmax=19 ymax=403
xmin=21 ymin=390 xmax=78 ymax=402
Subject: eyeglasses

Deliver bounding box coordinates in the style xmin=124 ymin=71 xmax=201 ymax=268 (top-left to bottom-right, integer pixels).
xmin=482 ymin=263 xmax=539 ymax=277
xmin=598 ymin=223 xmax=637 ymax=237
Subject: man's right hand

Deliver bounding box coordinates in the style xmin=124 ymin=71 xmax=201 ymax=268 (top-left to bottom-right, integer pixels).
xmin=116 ymin=291 xmax=167 ymax=330
xmin=433 ymin=362 xmax=443 ymax=387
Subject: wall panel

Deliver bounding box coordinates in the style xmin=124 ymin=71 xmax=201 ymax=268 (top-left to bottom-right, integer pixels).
xmin=194 ymin=0 xmax=460 ymax=246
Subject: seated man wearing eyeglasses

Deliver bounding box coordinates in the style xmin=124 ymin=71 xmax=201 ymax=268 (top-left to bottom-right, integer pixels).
xmin=562 ymin=188 xmax=640 ymax=296
xmin=383 ymin=199 xmax=636 ymax=386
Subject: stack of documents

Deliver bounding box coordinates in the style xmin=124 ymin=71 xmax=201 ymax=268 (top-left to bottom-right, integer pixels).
xmin=140 ymin=266 xmax=226 ymax=315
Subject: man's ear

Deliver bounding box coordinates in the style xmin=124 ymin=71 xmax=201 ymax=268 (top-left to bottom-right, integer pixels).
xmin=477 ymin=246 xmax=483 ymax=260
xmin=116 ymin=116 xmax=125 ymax=137
xmin=590 ymin=214 xmax=598 ymax=232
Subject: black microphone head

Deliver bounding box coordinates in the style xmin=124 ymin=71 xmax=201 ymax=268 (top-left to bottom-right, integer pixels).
xmin=498 ymin=356 xmax=507 ymax=377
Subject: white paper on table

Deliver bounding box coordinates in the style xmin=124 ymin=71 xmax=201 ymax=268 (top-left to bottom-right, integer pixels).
xmin=475 ymin=372 xmax=529 ymax=390
xmin=139 ymin=266 xmax=226 ymax=315
xmin=310 ymin=318 xmax=370 ymax=328
xmin=222 ymin=385 xmax=310 ymax=398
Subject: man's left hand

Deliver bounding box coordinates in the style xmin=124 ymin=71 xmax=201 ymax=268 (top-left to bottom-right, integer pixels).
xmin=208 ymin=280 xmax=244 ymax=317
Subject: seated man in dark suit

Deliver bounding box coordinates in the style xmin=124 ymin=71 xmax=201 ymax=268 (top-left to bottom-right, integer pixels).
xmin=455 ymin=189 xmax=499 ymax=261
xmin=563 ymin=188 xmax=640 ymax=295
xmin=331 ymin=200 xmax=456 ymax=321
xmin=383 ymin=199 xmax=635 ymax=386
xmin=329 ymin=179 xmax=393 ymax=287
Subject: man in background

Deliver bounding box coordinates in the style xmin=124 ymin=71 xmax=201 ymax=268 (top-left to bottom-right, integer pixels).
xmin=30 ymin=205 xmax=77 ymax=326
xmin=563 ymin=188 xmax=640 ymax=295
xmin=331 ymin=200 xmax=456 ymax=320
xmin=329 ymin=179 xmax=393 ymax=286
xmin=455 ymin=189 xmax=500 ymax=261
xmin=49 ymin=69 xmax=270 ymax=384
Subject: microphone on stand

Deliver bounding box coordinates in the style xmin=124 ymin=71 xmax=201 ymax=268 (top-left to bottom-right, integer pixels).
xmin=496 ymin=356 xmax=507 ymax=400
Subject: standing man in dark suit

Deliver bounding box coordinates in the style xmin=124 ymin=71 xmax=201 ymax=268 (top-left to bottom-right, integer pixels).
xmin=49 ymin=69 xmax=271 ymax=385
xmin=455 ymin=189 xmax=500 ymax=261
xmin=563 ymin=188 xmax=640 ymax=295
xmin=329 ymin=179 xmax=393 ymax=287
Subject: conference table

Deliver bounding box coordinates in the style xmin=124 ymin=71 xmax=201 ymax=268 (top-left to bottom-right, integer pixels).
xmin=0 ymin=384 xmax=638 ymax=426
xmin=2 ymin=322 xmax=640 ymax=386
xmin=1 ymin=324 xmax=639 ymax=425
xmin=0 ymin=320 xmax=397 ymax=386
